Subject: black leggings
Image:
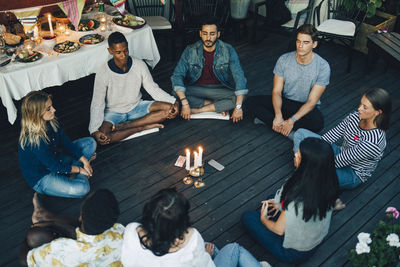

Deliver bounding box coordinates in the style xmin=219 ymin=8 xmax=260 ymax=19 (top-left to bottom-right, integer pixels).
xmin=246 ymin=95 xmax=324 ymax=133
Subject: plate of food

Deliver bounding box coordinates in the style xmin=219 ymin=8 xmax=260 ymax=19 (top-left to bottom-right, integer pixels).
xmin=53 ymin=41 xmax=81 ymax=53
xmin=79 ymin=34 xmax=105 ymax=45
xmin=112 ymin=15 xmax=146 ymax=29
xmin=70 ymin=19 xmax=100 ymax=32
xmin=16 ymin=50 xmax=43 ymax=63
xmin=3 ymin=33 xmax=24 ymax=47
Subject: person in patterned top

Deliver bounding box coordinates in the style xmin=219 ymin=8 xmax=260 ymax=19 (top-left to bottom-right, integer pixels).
xmin=20 ymin=189 xmax=124 ymax=267
xmin=292 ymin=88 xmax=392 ymax=210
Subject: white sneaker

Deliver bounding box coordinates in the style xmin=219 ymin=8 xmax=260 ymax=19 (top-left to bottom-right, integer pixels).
xmin=254 ymin=117 xmax=266 ymax=125
xmin=260 ymin=261 xmax=271 ymax=267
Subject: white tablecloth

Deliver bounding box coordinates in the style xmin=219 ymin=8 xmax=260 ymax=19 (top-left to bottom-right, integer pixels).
xmin=0 ymin=17 xmax=160 ymax=124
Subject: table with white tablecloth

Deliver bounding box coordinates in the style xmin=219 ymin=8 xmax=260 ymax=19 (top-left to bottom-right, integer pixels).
xmin=0 ymin=22 xmax=160 ymax=124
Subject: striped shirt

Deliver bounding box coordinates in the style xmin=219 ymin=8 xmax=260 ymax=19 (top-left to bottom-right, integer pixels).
xmin=321 ymin=112 xmax=386 ymax=182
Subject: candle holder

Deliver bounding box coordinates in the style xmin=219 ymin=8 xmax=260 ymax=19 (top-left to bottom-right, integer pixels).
xmin=182 ymin=176 xmax=193 ymax=185
xmin=189 ymin=166 xmax=204 ymax=177
xmin=194 ymin=178 xmax=206 ymax=188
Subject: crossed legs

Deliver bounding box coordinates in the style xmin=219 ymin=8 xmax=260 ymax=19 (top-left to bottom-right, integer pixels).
xmin=97 ymin=101 xmax=177 ymax=144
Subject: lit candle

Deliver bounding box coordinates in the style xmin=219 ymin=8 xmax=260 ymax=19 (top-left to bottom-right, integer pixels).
xmin=194 ymin=152 xmax=198 ymax=168
xmin=48 ymin=14 xmax=54 ymax=37
xmin=65 ymin=29 xmax=71 ymax=37
xmin=198 ymin=146 xmax=203 ymax=166
xmin=100 ymin=25 xmax=106 ymax=32
xmin=186 ymin=149 xmax=190 ymax=171
xmin=33 ymin=25 xmax=39 ymax=39
xmin=100 ymin=15 xmax=106 ymax=23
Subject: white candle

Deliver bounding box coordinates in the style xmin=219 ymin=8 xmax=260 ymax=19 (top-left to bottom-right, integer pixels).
xmin=65 ymin=29 xmax=70 ymax=37
xmin=48 ymin=14 xmax=54 ymax=36
xmin=186 ymin=149 xmax=190 ymax=171
xmin=198 ymin=146 xmax=203 ymax=166
xmin=194 ymin=152 xmax=198 ymax=168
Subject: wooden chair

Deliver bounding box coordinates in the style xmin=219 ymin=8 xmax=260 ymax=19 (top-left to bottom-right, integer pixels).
xmin=314 ymin=0 xmax=368 ymax=71
xmin=182 ymin=0 xmax=230 ymax=44
xmin=252 ymin=0 xmax=316 ymax=45
xmin=126 ymin=0 xmax=176 ymax=60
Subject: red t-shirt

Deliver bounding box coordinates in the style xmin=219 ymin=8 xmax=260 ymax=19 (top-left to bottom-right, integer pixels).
xmin=196 ymin=50 xmax=221 ymax=85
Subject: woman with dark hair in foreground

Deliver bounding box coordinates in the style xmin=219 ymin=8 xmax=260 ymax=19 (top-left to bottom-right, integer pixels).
xmin=121 ymin=188 xmax=270 ymax=267
xmin=242 ymin=138 xmax=340 ymax=264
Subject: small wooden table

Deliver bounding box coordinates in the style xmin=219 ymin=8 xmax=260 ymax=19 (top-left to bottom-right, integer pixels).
xmin=366 ymin=32 xmax=400 ymax=73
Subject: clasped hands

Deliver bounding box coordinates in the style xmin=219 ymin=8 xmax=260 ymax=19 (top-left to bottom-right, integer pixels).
xmin=260 ymin=199 xmax=280 ymax=220
xmin=272 ymin=116 xmax=294 ymax=136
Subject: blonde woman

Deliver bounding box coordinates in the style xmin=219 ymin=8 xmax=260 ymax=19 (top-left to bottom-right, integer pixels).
xmin=18 ymin=91 xmax=96 ymax=198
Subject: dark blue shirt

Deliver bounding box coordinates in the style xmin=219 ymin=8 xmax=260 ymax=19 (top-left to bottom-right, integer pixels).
xmin=18 ymin=123 xmax=82 ymax=188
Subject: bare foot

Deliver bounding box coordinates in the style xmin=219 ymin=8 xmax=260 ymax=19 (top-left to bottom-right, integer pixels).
xmin=333 ymin=198 xmax=346 ymax=211
xmin=32 ymin=193 xmax=53 ymax=224
xmin=191 ymin=108 xmax=202 ymax=114
xmin=205 ymin=243 xmax=215 ymax=257
xmin=89 ymin=152 xmax=97 ymax=163
xmin=143 ymin=123 xmax=164 ymax=130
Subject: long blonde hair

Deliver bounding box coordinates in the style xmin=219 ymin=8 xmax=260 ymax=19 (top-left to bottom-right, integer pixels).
xmin=19 ymin=91 xmax=58 ymax=149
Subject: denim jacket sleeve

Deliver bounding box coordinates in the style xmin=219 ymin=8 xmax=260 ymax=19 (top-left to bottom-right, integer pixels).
xmin=171 ymin=46 xmax=191 ymax=93
xmin=227 ymin=45 xmax=248 ymax=96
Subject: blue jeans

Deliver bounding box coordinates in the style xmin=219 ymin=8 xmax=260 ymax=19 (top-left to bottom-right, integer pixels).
xmin=241 ymin=210 xmax=316 ymax=264
xmin=213 ymin=243 xmax=262 ymax=267
xmin=104 ymin=100 xmax=154 ymax=126
xmin=33 ymin=137 xmax=97 ymax=198
xmin=293 ymin=128 xmax=362 ymax=189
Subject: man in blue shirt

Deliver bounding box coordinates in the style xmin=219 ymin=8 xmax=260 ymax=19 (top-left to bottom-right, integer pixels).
xmin=247 ymin=24 xmax=330 ymax=137
xmin=171 ymin=17 xmax=248 ymax=123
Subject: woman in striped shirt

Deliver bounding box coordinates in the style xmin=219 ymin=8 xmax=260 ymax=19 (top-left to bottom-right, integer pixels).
xmin=293 ymin=88 xmax=392 ymax=191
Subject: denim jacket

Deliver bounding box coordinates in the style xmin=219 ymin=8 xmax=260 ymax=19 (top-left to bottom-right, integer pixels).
xmin=171 ymin=40 xmax=248 ymax=96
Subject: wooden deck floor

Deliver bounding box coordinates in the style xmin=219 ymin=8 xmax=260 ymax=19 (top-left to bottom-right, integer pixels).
xmin=1 ymin=32 xmax=400 ymax=266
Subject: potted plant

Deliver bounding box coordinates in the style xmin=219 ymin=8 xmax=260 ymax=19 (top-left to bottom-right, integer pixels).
xmin=342 ymin=0 xmax=397 ymax=53
xmin=349 ymin=207 xmax=400 ymax=267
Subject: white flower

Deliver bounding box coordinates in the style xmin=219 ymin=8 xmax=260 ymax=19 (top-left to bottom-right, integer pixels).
xmin=387 ymin=233 xmax=400 ymax=247
xmin=386 ymin=233 xmax=399 ymax=243
xmin=357 ymin=232 xmax=372 ymax=244
xmin=356 ymin=242 xmax=371 ymax=254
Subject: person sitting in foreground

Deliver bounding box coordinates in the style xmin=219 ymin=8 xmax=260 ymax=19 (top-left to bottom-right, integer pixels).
xmin=89 ymin=31 xmax=179 ymax=145
xmin=121 ymin=188 xmax=269 ymax=267
xmin=293 ymin=88 xmax=392 ymax=209
xmin=21 ymin=189 xmax=124 ymax=266
xmin=246 ymin=24 xmax=330 ymax=138
xmin=18 ymin=91 xmax=96 ymax=198
xmin=171 ymin=16 xmax=248 ymax=123
xmin=242 ymin=138 xmax=339 ymax=264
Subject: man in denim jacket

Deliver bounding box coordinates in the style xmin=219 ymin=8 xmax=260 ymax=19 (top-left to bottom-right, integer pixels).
xmin=171 ymin=17 xmax=248 ymax=123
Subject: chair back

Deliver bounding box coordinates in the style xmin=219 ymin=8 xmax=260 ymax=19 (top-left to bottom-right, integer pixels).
xmin=127 ymin=0 xmax=168 ymax=17
xmin=184 ymin=0 xmax=230 ymax=30
xmin=327 ymin=0 xmax=365 ymax=23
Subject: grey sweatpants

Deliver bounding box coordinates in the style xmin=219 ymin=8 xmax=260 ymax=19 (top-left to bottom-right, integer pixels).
xmin=185 ymin=84 xmax=236 ymax=113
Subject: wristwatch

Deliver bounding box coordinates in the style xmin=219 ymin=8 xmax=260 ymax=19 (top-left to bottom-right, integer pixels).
xmin=235 ymin=104 xmax=242 ymax=110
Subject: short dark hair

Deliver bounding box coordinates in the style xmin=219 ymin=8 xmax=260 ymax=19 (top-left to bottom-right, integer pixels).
xmin=296 ymin=24 xmax=318 ymax=42
xmin=364 ymin=88 xmax=392 ymax=130
xmin=281 ymin=138 xmax=339 ymax=221
xmin=201 ymin=16 xmax=220 ymax=31
xmin=108 ymin=31 xmax=128 ymax=48
xmin=81 ymin=189 xmax=120 ymax=235
xmin=140 ymin=188 xmax=191 ymax=256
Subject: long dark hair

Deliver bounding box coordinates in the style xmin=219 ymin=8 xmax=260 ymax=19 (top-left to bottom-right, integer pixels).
xmin=364 ymin=88 xmax=392 ymax=131
xmin=281 ymin=138 xmax=339 ymax=221
xmin=140 ymin=188 xmax=191 ymax=256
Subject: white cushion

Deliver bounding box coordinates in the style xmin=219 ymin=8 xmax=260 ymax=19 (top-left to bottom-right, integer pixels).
xmin=142 ymin=16 xmax=172 ymax=30
xmin=282 ymin=18 xmax=306 ymax=28
xmin=121 ymin=128 xmax=159 ymax=141
xmin=317 ymin=19 xmax=356 ymax=36
xmin=190 ymin=112 xmax=229 ymax=120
